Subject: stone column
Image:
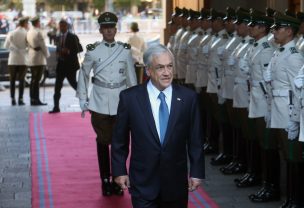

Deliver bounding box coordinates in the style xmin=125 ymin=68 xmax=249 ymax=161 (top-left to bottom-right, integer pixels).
xmin=22 ymin=0 xmax=36 ymax=17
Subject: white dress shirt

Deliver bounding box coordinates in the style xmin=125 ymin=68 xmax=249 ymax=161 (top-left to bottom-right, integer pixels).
xmin=147 ymin=80 xmax=172 ymax=139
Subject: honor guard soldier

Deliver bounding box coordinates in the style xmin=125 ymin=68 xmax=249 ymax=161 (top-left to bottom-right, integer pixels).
xmin=253 ymin=12 xmax=304 ymax=203
xmin=185 ymin=10 xmax=203 ymax=88
xmin=292 ymin=61 xmax=304 ymax=208
xmin=167 ymin=7 xmax=182 ymax=54
xmin=295 ymin=12 xmax=304 ymax=52
xmin=231 ymin=8 xmax=257 ymax=187
xmin=26 ymin=16 xmax=50 ymax=105
xmin=195 ymin=8 xmax=214 ymax=154
xmin=218 ymin=7 xmax=244 ymax=175
xmin=206 ymin=8 xmax=231 ymax=166
xmin=267 ymin=12 xmax=304 ymax=207
xmin=240 ymin=9 xmax=275 ymax=190
xmin=76 ymin=12 xmax=137 ymax=196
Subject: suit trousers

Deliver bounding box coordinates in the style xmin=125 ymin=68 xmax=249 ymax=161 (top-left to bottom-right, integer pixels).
xmin=29 ymin=66 xmax=44 ymax=101
xmin=53 ymin=61 xmax=77 ymax=108
xmin=8 ymin=65 xmax=27 ymax=99
xmin=131 ymin=195 xmax=188 ymax=208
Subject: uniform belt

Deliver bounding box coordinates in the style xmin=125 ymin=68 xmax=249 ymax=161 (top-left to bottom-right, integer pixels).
xmin=92 ymin=78 xmax=126 ymax=89
xmin=224 ymin=70 xmax=234 ymax=76
xmin=234 ymin=77 xmax=247 ymax=85
xmin=251 ymin=80 xmax=263 ymax=87
xmin=272 ymin=89 xmax=289 ymax=97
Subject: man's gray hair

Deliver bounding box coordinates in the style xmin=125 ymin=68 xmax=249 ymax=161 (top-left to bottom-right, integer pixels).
xmin=143 ymin=44 xmax=174 ymax=69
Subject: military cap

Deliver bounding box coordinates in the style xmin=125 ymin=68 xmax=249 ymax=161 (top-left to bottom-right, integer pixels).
xmin=19 ymin=16 xmax=29 ymax=25
xmin=208 ymin=8 xmax=225 ymax=21
xmin=198 ymin=8 xmax=210 ymax=20
xmin=98 ymin=12 xmax=118 ymax=26
xmin=223 ymin=7 xmax=236 ymax=21
xmin=248 ymin=9 xmax=273 ymax=27
xmin=234 ymin=7 xmax=251 ymax=24
xmin=266 ymin=7 xmax=276 ymax=17
xmin=172 ymin=7 xmax=182 ymax=17
xmin=296 ymin=12 xmax=304 ymax=22
xmin=284 ymin=9 xmax=296 ymax=18
xmin=30 ymin=16 xmax=40 ymax=23
xmin=271 ymin=11 xmax=300 ymax=30
xmin=187 ymin=9 xmax=201 ymax=21
xmin=179 ymin=7 xmax=189 ymax=18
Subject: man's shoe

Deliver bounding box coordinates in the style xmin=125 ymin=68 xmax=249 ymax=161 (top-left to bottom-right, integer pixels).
xmin=102 ymin=179 xmax=112 ymax=196
xmin=249 ymin=184 xmax=280 ymax=202
xmin=234 ymin=173 xmax=250 ymax=184
xmin=204 ymin=143 xmax=217 ymax=154
xmin=18 ymin=98 xmax=25 ymax=106
xmin=31 ymin=100 xmax=47 ymax=106
xmin=210 ymin=153 xmax=231 ymax=166
xmin=112 ymin=182 xmax=124 ymax=196
xmin=11 ymin=99 xmax=16 ymax=106
xmin=49 ymin=107 xmax=60 ymax=114
xmin=237 ymin=173 xmax=261 ymax=188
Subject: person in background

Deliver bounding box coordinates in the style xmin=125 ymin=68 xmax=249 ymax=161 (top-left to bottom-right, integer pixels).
xmin=49 ymin=19 xmax=83 ymax=113
xmin=111 ymin=44 xmax=205 ymax=208
xmin=127 ymin=22 xmax=147 ymax=84
xmin=76 ymin=12 xmax=137 ymax=197
xmin=4 ymin=17 xmax=29 ymax=105
xmin=26 ymin=16 xmax=50 ymax=106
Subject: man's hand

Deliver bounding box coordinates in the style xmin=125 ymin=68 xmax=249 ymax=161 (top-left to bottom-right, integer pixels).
xmin=294 ymin=74 xmax=304 ymax=88
xmin=79 ymin=99 xmax=88 ymax=111
xmin=188 ymin=178 xmax=202 ymax=192
xmin=238 ymin=58 xmax=249 ymax=72
xmin=286 ymin=120 xmax=299 ymax=140
xmin=263 ymin=70 xmax=272 ymax=82
xmin=114 ymin=175 xmax=130 ymax=190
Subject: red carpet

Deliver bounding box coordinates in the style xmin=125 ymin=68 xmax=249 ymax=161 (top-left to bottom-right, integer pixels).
xmin=30 ymin=112 xmax=218 ymax=208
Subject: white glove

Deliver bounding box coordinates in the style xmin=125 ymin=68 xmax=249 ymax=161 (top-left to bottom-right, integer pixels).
xmin=202 ymin=45 xmax=209 ymax=54
xmin=238 ymin=58 xmax=250 ymax=72
xmin=286 ymin=120 xmax=299 ymax=140
xmin=263 ymin=70 xmax=272 ymax=82
xmin=218 ymin=95 xmax=226 ymax=104
xmin=294 ymin=74 xmax=304 ymax=88
xmin=227 ymin=56 xmax=235 ymax=66
xmin=217 ymin=46 xmax=225 ymax=56
xmin=79 ymin=99 xmax=89 ymax=111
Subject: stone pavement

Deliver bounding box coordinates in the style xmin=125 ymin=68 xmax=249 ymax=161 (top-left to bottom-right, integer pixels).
xmin=0 ymin=82 xmax=284 ymax=208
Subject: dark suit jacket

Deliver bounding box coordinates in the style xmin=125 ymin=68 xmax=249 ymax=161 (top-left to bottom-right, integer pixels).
xmin=111 ymin=82 xmax=205 ymax=201
xmin=56 ymin=32 xmax=83 ymax=71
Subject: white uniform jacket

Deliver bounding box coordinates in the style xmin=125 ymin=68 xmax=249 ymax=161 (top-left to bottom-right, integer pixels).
xmin=206 ymin=29 xmax=229 ymax=93
xmin=248 ymin=36 xmax=275 ymax=118
xmin=76 ymin=40 xmax=137 ymax=115
xmin=176 ymin=27 xmax=192 ymax=79
xmin=26 ymin=27 xmax=50 ymax=66
xmin=4 ymin=27 xmax=28 ymax=65
xmin=195 ymin=28 xmax=212 ymax=88
xmin=185 ymin=27 xmax=204 ymax=84
xmin=269 ymin=40 xmax=304 ymax=129
xmin=219 ymin=32 xmax=241 ymax=99
xmin=232 ymin=36 xmax=254 ymax=108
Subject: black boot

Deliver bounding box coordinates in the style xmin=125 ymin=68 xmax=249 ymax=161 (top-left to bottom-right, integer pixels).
xmin=280 ymin=161 xmax=292 ymax=208
xmin=97 ymin=143 xmax=112 ymax=196
xmin=249 ymin=182 xmax=280 ymax=202
xmin=11 ymin=98 xmax=16 ymax=106
xmin=18 ymin=98 xmax=25 ymax=105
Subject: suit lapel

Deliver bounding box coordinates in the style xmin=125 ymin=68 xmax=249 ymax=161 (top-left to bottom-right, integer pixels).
xmin=136 ymin=83 xmax=161 ymax=145
xmin=162 ymin=85 xmax=181 ymax=147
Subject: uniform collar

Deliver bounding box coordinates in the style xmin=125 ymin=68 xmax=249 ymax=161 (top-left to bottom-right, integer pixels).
xmin=255 ymin=36 xmax=269 ymax=47
xmin=279 ymin=40 xmax=296 ymax=52
xmin=103 ymin=40 xmax=116 ymax=48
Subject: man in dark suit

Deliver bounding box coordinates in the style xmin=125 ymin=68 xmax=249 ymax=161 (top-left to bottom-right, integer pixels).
xmin=49 ymin=19 xmax=83 ymax=113
xmin=111 ymin=44 xmax=205 ymax=208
